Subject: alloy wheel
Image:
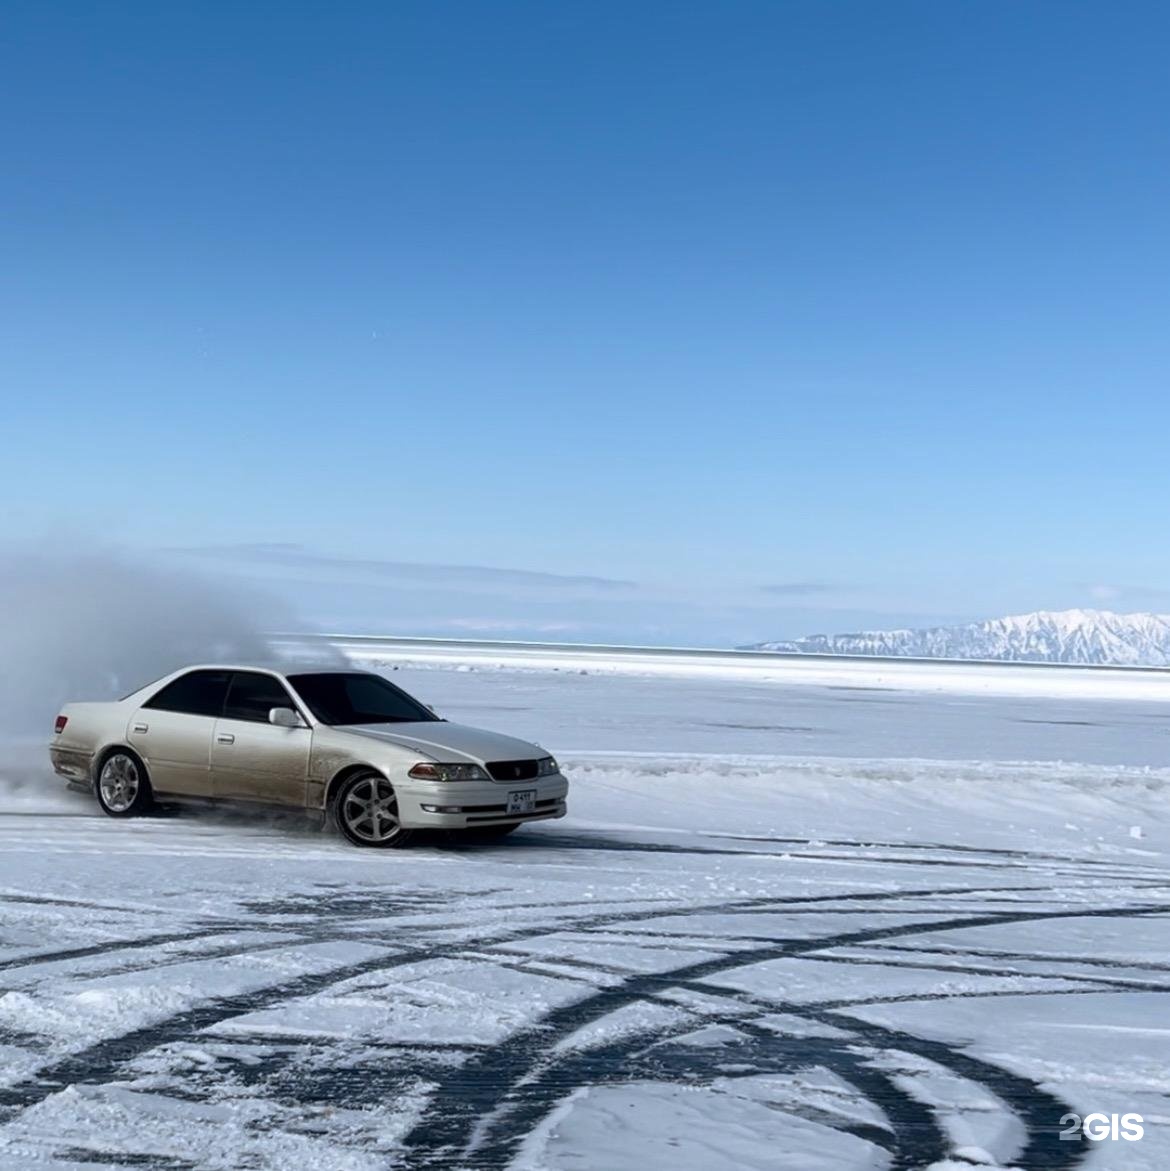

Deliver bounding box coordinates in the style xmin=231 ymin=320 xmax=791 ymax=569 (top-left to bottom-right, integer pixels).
xmin=341 ymin=775 xmax=402 ymax=843
xmin=99 ymin=754 xmax=140 ymax=813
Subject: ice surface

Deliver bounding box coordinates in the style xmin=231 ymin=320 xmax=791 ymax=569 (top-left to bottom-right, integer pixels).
xmin=333 ymin=633 xmax=1170 ymax=701
xmin=0 ymin=646 xmax=1167 ymax=1168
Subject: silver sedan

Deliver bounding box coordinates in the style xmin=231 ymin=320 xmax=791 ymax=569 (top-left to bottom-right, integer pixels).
xmin=50 ymin=666 xmax=568 ymax=847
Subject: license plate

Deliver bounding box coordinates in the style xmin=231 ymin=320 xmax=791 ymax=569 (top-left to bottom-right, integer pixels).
xmin=506 ymin=789 xmax=537 ymax=814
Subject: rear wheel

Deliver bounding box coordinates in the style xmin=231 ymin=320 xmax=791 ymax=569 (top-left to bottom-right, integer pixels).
xmin=95 ymin=750 xmax=153 ymax=817
xmin=333 ymin=771 xmax=414 ymax=849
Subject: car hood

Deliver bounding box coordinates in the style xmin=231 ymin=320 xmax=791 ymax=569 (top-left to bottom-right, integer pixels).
xmin=339 ymin=721 xmax=544 ymax=765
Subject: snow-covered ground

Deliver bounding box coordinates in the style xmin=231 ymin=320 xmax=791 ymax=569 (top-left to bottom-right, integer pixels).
xmin=324 ymin=632 xmax=1170 ymax=701
xmin=1 ymin=649 xmax=1168 ymax=1169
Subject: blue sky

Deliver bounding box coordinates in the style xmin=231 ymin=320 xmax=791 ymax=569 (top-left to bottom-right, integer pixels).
xmin=3 ymin=2 xmax=1170 ymax=645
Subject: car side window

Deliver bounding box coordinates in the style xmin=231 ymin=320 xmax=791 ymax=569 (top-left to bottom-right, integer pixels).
xmin=143 ymin=670 xmax=231 ymax=717
xmin=223 ymin=672 xmax=297 ymax=724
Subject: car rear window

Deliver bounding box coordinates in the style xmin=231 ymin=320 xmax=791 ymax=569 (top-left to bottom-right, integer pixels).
xmin=143 ymin=670 xmax=231 ymax=717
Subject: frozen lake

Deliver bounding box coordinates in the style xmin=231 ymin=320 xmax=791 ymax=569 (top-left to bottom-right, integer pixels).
xmin=0 ymin=647 xmax=1167 ymax=1169
xmin=389 ymin=659 xmax=1170 ymax=767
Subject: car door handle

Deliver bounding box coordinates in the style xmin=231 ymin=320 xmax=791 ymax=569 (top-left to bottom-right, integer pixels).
xmin=132 ymin=723 xmax=148 ymax=734
xmin=216 ymin=733 xmax=235 ymax=745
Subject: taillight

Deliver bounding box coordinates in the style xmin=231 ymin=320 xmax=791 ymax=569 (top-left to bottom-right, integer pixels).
xmin=54 ymin=715 xmax=68 ymax=734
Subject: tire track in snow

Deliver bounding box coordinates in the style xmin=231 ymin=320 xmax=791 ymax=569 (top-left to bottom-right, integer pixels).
xmin=524 ymin=829 xmax=1160 ymax=879
xmin=0 ymin=835 xmax=1161 ymax=1170
xmin=398 ymin=900 xmax=1170 ymax=1169
xmin=0 ymin=883 xmax=1051 ymax=1115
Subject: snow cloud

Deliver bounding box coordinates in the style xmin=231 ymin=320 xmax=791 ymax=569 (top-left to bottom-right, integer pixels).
xmin=0 ymin=545 xmax=292 ymax=736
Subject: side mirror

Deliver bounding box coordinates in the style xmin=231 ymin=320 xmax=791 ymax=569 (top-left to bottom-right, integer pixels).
xmin=269 ymin=707 xmax=304 ymax=728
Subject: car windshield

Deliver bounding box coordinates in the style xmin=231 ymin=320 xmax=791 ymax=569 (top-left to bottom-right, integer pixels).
xmin=287 ymin=672 xmax=438 ymax=726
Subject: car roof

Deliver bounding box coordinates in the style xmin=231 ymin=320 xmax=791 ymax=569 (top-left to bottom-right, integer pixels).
xmin=176 ymin=663 xmax=375 ymax=677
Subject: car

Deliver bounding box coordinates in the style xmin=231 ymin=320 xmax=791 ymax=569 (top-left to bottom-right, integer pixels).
xmin=49 ymin=665 xmax=568 ymax=847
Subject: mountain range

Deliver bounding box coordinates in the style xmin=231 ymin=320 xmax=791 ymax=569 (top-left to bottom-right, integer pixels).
xmin=748 ymin=609 xmax=1170 ymax=666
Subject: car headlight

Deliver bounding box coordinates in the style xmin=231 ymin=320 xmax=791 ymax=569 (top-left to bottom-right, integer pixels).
xmin=537 ymin=756 xmax=560 ymax=776
xmin=409 ymin=762 xmax=489 ymax=782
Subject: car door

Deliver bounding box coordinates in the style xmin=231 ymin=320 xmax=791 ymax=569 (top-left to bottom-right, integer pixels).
xmin=211 ymin=671 xmax=312 ymax=806
xmin=127 ymin=669 xmax=230 ymax=797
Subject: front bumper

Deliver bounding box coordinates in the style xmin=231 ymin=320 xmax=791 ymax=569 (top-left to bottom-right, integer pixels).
xmin=395 ymin=773 xmax=569 ymax=829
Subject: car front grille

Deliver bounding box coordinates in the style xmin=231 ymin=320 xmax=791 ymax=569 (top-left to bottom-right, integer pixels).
xmin=486 ymin=759 xmax=540 ymax=782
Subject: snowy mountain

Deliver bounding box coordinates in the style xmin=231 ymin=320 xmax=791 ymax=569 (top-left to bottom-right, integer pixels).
xmin=748 ymin=609 xmax=1170 ymax=666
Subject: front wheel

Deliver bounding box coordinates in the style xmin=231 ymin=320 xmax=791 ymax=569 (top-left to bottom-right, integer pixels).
xmin=95 ymin=750 xmax=153 ymax=817
xmin=333 ymin=771 xmax=415 ymax=849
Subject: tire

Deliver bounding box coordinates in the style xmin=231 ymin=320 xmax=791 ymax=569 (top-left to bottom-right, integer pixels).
xmin=461 ymin=823 xmax=521 ymax=841
xmin=95 ymin=749 xmax=154 ymax=818
xmin=332 ymin=771 xmax=414 ymax=849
